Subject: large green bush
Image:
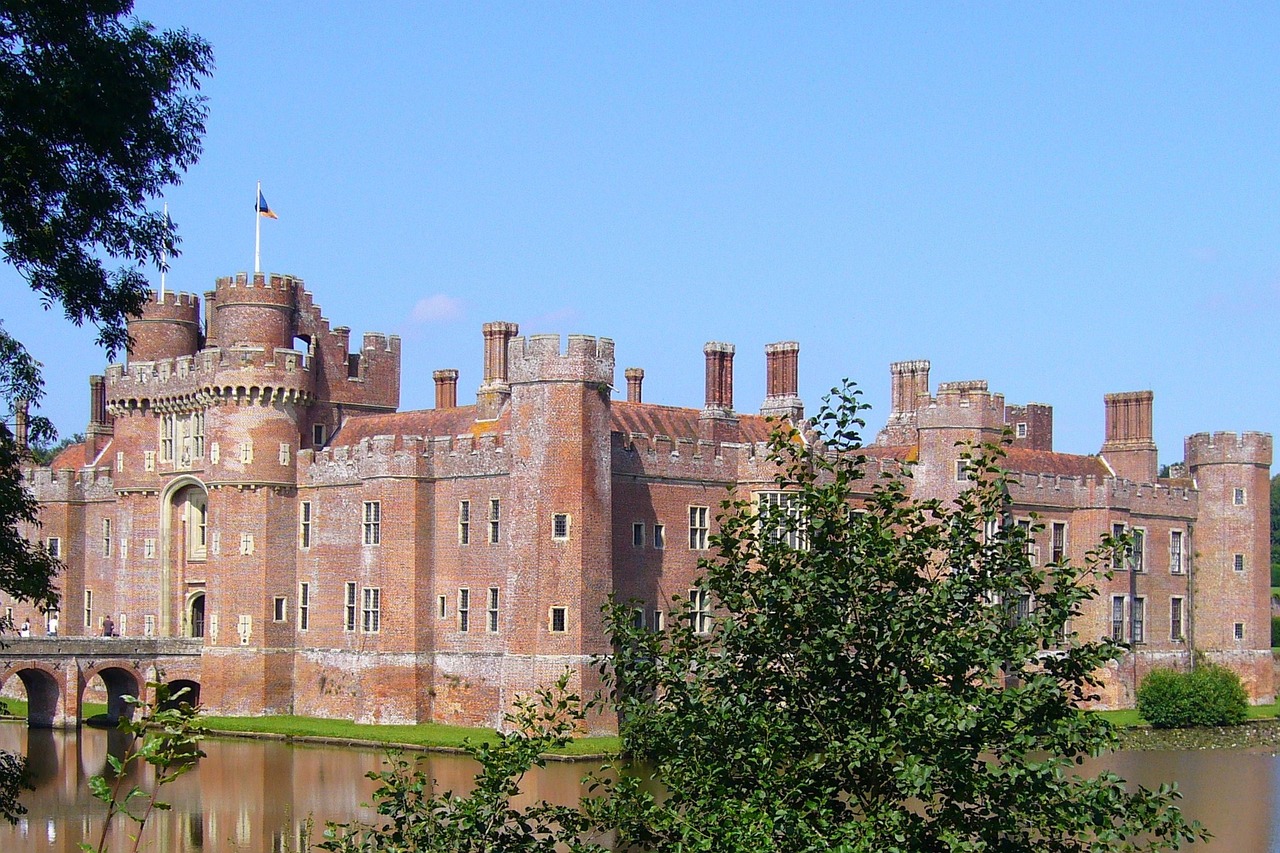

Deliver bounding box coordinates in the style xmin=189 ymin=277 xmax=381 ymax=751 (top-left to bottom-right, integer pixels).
xmin=1272 ymin=615 xmax=1280 ymax=649
xmin=1138 ymin=664 xmax=1248 ymax=728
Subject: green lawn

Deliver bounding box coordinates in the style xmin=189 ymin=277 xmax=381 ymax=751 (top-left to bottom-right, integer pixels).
xmin=1092 ymin=702 xmax=1280 ymax=728
xmin=0 ymin=699 xmax=108 ymax=719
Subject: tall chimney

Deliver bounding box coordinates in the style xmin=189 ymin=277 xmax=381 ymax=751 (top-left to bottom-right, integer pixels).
xmin=875 ymin=359 xmax=931 ymax=446
xmin=477 ymin=321 xmax=519 ymax=419
xmin=13 ymin=399 xmax=28 ymax=450
xmin=703 ymin=342 xmax=735 ymax=412
xmin=434 ymin=369 xmax=459 ymax=409
xmin=624 ymin=367 xmax=644 ymax=403
xmin=86 ymin=375 xmax=112 ymax=460
xmin=760 ymin=341 xmax=803 ymax=421
xmin=1100 ymin=391 xmax=1158 ymax=483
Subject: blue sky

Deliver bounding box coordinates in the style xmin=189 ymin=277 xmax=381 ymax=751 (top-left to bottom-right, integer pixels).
xmin=4 ymin=3 xmax=1278 ymax=461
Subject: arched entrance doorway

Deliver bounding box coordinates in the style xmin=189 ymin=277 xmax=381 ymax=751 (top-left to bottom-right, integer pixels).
xmin=187 ymin=592 xmax=206 ymax=639
xmin=159 ymin=476 xmax=209 ymax=638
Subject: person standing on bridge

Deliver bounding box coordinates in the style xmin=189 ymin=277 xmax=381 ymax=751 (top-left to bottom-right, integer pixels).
xmin=46 ymin=614 xmax=57 ymax=636
xmin=18 ymin=619 xmax=29 ymax=638
xmin=102 ymin=615 xmax=114 ymax=637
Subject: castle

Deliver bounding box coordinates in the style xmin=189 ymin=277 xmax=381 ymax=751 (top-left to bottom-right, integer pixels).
xmin=11 ymin=272 xmax=1274 ymax=730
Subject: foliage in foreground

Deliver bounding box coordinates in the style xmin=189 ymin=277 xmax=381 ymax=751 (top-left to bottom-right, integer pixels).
xmin=1137 ymin=665 xmax=1248 ymax=730
xmin=320 ymin=672 xmax=608 ymax=853
xmin=597 ymin=382 xmax=1206 ymax=851
xmin=80 ymin=680 xmax=206 ymax=853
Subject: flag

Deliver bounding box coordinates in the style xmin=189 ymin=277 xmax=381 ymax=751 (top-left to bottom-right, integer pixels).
xmin=256 ymin=189 xmax=278 ymax=220
xmin=161 ymin=206 xmax=174 ymax=270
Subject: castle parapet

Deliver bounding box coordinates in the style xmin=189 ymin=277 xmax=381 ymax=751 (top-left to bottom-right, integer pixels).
xmin=126 ymin=290 xmax=201 ymax=364
xmin=1185 ymin=431 xmax=1273 ymax=468
xmin=508 ymin=334 xmax=615 ymax=385
xmin=916 ymin=380 xmax=1006 ymax=431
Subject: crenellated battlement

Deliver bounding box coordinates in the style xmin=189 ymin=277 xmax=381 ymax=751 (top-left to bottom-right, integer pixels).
xmin=508 ymin=334 xmax=615 ymax=385
xmin=916 ymin=380 xmax=1006 ymax=431
xmin=303 ymin=429 xmax=512 ymax=484
xmin=22 ymin=465 xmax=116 ymax=502
xmin=104 ymin=344 xmax=315 ymax=412
xmin=127 ymin=289 xmax=203 ymax=364
xmin=1002 ymin=470 xmax=1199 ymax=514
xmin=212 ymin=272 xmax=302 ymax=305
xmin=1185 ymin=431 xmax=1273 ymax=468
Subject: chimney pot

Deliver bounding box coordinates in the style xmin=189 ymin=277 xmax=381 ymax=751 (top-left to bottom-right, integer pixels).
xmin=434 ymin=369 xmax=459 ymax=409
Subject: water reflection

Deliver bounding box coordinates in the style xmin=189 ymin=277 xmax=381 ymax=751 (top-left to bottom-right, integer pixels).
xmin=0 ymin=721 xmax=1276 ymax=850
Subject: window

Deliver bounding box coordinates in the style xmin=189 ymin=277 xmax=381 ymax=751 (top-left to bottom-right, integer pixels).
xmin=1170 ymin=530 xmax=1183 ymax=575
xmin=652 ymin=610 xmax=665 ymax=631
xmin=458 ymin=588 xmax=470 ymax=632
xmin=549 ymin=606 xmax=567 ymax=633
xmin=362 ymin=501 xmax=381 ymax=545
xmin=632 ymin=608 xmax=645 ymax=629
xmin=632 ymin=522 xmax=644 ymax=548
xmin=1132 ymin=597 xmax=1145 ymax=644
xmin=653 ymin=524 xmax=665 ymax=549
xmin=144 ymin=614 xmax=156 ymax=638
xmin=362 ymin=587 xmax=381 ymax=633
xmin=1111 ymin=523 xmax=1126 ymax=570
xmin=273 ymin=596 xmax=287 ymax=622
xmin=313 ymin=424 xmax=327 ymax=447
xmin=553 ymin=513 xmax=570 ymax=540
xmin=189 ymin=495 xmax=207 ymax=560
xmin=161 ymin=414 xmax=175 ymax=462
xmin=1015 ymin=422 xmax=1027 ymax=439
xmin=190 ymin=411 xmax=204 ymax=459
xmin=1234 ymin=622 xmax=1245 ymax=641
xmin=240 ymin=440 xmax=253 ymax=464
xmin=487 ymin=587 xmax=499 ymax=632
xmin=1234 ymin=553 xmax=1245 ymax=573
xmin=344 ymin=582 xmax=357 ymax=631
xmin=299 ymin=501 xmax=312 ymax=548
xmin=116 ymin=451 xmax=124 ymax=472
xmin=1129 ymin=528 xmax=1145 ymax=573
xmin=84 ymin=590 xmax=93 ymax=629
xmin=1051 ymin=523 xmax=1066 ymax=564
xmin=483 ymin=498 xmax=498 ymax=544
xmin=102 ymin=518 xmax=112 ymax=558
xmin=689 ymin=506 xmax=709 ymax=550
xmin=1110 ymin=596 xmax=1125 ymax=642
xmin=689 ymin=589 xmax=711 ymax=634
xmin=210 ymin=442 xmax=220 ymax=464
xmin=437 ymin=594 xmax=447 ymax=619
xmin=1016 ymin=519 xmax=1038 ymax=566
xmin=1233 ymin=488 xmax=1246 ymax=506
xmin=459 ymin=501 xmax=470 ymax=545
xmin=1013 ymin=593 xmax=1032 ymax=625
xmin=955 ymin=459 xmax=971 ymax=482
xmin=45 ymin=537 xmax=60 ymax=559
xmin=298 ymin=582 xmax=310 ymax=630
xmin=1170 ymin=596 xmax=1184 ymax=641
xmin=757 ymin=492 xmax=803 ymax=549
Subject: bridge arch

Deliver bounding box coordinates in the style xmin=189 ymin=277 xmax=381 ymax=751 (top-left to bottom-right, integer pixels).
xmin=163 ymin=678 xmax=201 ymax=710
xmin=159 ymin=475 xmax=209 ymax=638
xmin=1 ymin=663 xmax=62 ymax=728
xmin=80 ymin=661 xmax=146 ymax=724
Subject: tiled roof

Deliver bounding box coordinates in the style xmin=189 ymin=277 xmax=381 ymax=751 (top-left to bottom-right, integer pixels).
xmin=1002 ymin=447 xmax=1110 ymax=478
xmin=610 ymin=401 xmax=780 ymax=443
xmin=49 ymin=438 xmax=112 ymax=469
xmin=331 ymin=406 xmax=506 ymax=445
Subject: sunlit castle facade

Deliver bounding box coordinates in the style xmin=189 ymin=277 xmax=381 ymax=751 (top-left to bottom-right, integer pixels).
xmin=12 ymin=271 xmax=1273 ymax=730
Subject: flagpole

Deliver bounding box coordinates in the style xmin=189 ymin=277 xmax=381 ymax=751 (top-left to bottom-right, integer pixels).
xmin=255 ymin=181 xmax=262 ymax=274
xmin=160 ymin=202 xmax=169 ymax=301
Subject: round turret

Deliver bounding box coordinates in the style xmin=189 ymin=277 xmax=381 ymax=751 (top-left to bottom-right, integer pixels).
xmin=206 ymin=273 xmax=299 ymax=351
xmin=1184 ymin=431 xmax=1273 ymax=470
xmin=126 ymin=291 xmax=201 ymax=364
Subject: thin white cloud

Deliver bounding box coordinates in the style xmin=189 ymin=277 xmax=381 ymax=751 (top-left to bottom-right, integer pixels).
xmin=410 ymin=294 xmax=464 ymax=324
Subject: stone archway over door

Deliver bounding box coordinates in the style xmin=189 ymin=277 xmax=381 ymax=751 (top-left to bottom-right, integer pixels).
xmin=159 ymin=476 xmax=208 ymax=638
xmin=188 ymin=592 xmax=206 ymax=638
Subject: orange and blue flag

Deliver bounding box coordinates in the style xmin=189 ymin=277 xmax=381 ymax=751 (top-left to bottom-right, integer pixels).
xmin=256 ymin=189 xmax=278 ymax=220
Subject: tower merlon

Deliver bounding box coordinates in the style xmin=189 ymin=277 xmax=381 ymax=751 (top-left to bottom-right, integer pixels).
xmin=508 ymin=334 xmax=615 ymax=384
xmin=1185 ymin=431 xmax=1273 ymax=467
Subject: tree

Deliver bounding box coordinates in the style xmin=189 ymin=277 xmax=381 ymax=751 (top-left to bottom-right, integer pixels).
xmin=0 ymin=0 xmax=211 ymax=822
xmin=598 ymin=382 xmax=1206 ymax=852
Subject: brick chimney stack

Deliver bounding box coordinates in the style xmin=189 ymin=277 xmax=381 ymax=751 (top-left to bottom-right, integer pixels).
xmin=875 ymin=359 xmax=931 ymax=445
xmin=703 ymin=342 xmax=735 ymax=412
xmin=13 ymin=399 xmax=28 ymax=450
xmin=434 ymin=369 xmax=459 ymax=409
xmin=624 ymin=367 xmax=644 ymax=403
xmin=477 ymin=321 xmax=519 ymax=419
xmin=1100 ymin=391 xmax=1158 ymax=483
xmin=86 ymin=374 xmax=112 ymax=460
xmin=760 ymin=341 xmax=803 ymax=421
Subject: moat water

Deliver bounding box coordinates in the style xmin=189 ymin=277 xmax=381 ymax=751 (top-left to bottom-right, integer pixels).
xmin=0 ymin=722 xmax=1278 ymax=851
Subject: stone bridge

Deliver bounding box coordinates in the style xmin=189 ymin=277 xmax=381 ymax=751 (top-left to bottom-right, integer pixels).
xmin=0 ymin=638 xmax=203 ymax=728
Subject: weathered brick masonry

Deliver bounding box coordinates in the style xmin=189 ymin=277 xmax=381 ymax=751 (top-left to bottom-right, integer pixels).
xmin=13 ymin=272 xmax=1273 ymax=730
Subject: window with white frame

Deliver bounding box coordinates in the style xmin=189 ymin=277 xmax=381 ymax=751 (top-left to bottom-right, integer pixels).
xmin=1170 ymin=596 xmax=1184 ymax=641
xmin=1129 ymin=528 xmax=1145 ymax=573
xmin=1234 ymin=553 xmax=1245 ymax=573
xmin=487 ymin=587 xmax=499 ymax=632
xmin=653 ymin=524 xmax=665 ymax=549
xmin=1234 ymin=488 xmax=1246 ymax=506
xmin=1016 ymin=519 xmax=1038 ymax=566
xmin=299 ymin=501 xmax=312 ymax=548
xmin=273 ymin=596 xmax=287 ymax=622
xmin=1110 ymin=595 xmax=1125 ymax=642
xmin=459 ymin=500 xmax=470 ymax=545
xmin=362 ymin=587 xmax=381 ymax=633
xmin=632 ymin=522 xmax=644 ymax=547
xmin=160 ymin=414 xmax=175 ymax=462
xmin=188 ymin=494 xmax=207 ymax=560
xmin=102 ymin=518 xmax=112 ymax=558
xmin=437 ymin=594 xmax=447 ymax=619
xmin=689 ymin=506 xmax=709 ymax=550
xmin=313 ymin=424 xmax=327 ymax=447
xmin=549 ymin=606 xmax=567 ymax=633
xmin=298 ymin=582 xmax=310 ymax=630
xmin=1111 ymin=523 xmax=1127 ymax=570
xmin=1132 ymin=596 xmax=1145 ymax=644
xmin=1050 ymin=522 xmax=1066 ymax=564
xmin=45 ymin=537 xmax=60 ymax=559
xmin=652 ymin=610 xmax=665 ymax=631
xmin=458 ymin=588 xmax=470 ymax=632
xmin=344 ymin=582 xmax=357 ymax=631
xmin=489 ymin=499 xmax=500 ymax=544
xmin=955 ymin=459 xmax=972 ymax=483
xmin=362 ymin=501 xmax=381 ymax=545
xmin=757 ymin=492 xmax=803 ymax=549
xmin=1169 ymin=530 xmax=1184 ymax=575
xmin=1015 ymin=422 xmax=1027 ymax=439
xmin=552 ymin=513 xmax=570 ymax=540
xmin=84 ymin=589 xmax=93 ymax=629
xmin=1234 ymin=622 xmax=1245 ymax=641
xmin=116 ymin=451 xmax=124 ymax=472
xmin=689 ymin=588 xmax=711 ymax=635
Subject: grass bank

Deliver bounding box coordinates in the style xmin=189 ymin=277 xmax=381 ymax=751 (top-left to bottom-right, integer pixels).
xmin=1093 ymin=701 xmax=1280 ymax=728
